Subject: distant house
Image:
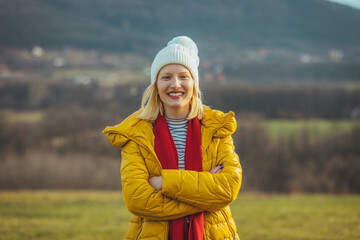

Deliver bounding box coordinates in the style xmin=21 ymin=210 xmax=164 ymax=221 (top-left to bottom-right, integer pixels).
xmin=32 ymin=46 xmax=45 ymax=57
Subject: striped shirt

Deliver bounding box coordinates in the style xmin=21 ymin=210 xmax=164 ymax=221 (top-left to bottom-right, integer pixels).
xmin=165 ymin=115 xmax=188 ymax=170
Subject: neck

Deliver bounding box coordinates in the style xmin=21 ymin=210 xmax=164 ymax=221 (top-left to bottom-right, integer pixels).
xmin=163 ymin=106 xmax=189 ymax=119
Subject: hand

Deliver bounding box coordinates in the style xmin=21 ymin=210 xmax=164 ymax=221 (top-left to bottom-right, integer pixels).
xmin=148 ymin=176 xmax=163 ymax=190
xmin=209 ymin=164 xmax=223 ymax=174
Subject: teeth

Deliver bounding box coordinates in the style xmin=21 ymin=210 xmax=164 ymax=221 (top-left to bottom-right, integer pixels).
xmin=169 ymin=92 xmax=183 ymax=96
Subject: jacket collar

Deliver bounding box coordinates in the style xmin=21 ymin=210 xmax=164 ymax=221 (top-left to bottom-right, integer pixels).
xmin=102 ymin=106 xmax=236 ymax=154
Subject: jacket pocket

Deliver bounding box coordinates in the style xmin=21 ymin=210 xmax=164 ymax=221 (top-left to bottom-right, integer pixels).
xmin=220 ymin=209 xmax=236 ymax=239
xmin=135 ymin=218 xmax=144 ymax=239
xmin=125 ymin=215 xmax=143 ymax=239
xmin=136 ymin=219 xmax=168 ymax=239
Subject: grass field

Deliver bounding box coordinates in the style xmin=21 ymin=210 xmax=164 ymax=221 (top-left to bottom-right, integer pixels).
xmin=0 ymin=191 xmax=359 ymax=240
xmin=262 ymin=119 xmax=356 ymax=144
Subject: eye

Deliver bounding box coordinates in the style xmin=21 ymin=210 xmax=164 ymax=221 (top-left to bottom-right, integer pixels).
xmin=161 ymin=75 xmax=171 ymax=80
xmin=180 ymin=75 xmax=190 ymax=79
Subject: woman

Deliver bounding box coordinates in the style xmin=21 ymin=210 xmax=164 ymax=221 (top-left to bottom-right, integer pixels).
xmin=103 ymin=36 xmax=242 ymax=239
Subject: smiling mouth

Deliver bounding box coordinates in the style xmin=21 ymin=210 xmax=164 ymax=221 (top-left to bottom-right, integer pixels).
xmin=168 ymin=92 xmax=183 ymax=96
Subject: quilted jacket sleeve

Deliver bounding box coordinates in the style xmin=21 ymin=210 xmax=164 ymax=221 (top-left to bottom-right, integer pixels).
xmin=161 ymin=135 xmax=242 ymax=212
xmin=121 ymin=140 xmax=202 ymax=221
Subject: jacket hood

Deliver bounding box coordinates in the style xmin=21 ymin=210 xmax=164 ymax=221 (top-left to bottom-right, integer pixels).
xmin=102 ymin=106 xmax=236 ymax=149
xmin=102 ymin=108 xmax=154 ymax=149
xmin=201 ymin=106 xmax=236 ymax=138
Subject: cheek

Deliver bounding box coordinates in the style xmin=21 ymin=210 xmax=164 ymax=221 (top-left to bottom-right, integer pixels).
xmin=157 ymin=82 xmax=166 ymax=94
xmin=185 ymin=82 xmax=194 ymax=96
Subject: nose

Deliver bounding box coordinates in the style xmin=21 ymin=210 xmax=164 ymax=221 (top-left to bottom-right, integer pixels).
xmin=171 ymin=77 xmax=181 ymax=88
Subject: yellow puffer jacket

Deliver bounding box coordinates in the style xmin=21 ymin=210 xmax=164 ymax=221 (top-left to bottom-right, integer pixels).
xmin=103 ymin=106 xmax=242 ymax=240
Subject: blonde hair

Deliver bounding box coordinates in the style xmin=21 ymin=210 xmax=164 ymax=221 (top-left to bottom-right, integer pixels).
xmin=138 ymin=80 xmax=204 ymax=121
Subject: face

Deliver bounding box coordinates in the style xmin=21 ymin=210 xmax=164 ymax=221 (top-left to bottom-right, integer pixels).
xmin=156 ymin=64 xmax=194 ymax=118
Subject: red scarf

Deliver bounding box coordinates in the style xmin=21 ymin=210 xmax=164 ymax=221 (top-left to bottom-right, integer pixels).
xmin=153 ymin=115 xmax=204 ymax=240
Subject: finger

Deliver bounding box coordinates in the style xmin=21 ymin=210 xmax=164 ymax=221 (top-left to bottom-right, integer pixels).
xmin=216 ymin=164 xmax=224 ymax=173
xmin=210 ymin=165 xmax=223 ymax=174
xmin=210 ymin=165 xmax=220 ymax=174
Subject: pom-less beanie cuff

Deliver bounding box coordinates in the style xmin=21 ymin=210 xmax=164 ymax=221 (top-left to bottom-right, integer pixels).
xmin=150 ymin=36 xmax=200 ymax=87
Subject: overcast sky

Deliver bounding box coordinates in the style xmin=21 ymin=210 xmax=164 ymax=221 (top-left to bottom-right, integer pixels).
xmin=326 ymin=0 xmax=360 ymax=9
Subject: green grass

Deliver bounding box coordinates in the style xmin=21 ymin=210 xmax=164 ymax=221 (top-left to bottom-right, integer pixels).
xmin=0 ymin=191 xmax=129 ymax=240
xmin=0 ymin=191 xmax=359 ymax=240
xmin=262 ymin=119 xmax=356 ymax=144
xmin=233 ymin=193 xmax=360 ymax=240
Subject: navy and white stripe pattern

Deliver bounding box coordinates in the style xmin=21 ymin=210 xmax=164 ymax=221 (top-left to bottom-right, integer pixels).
xmin=165 ymin=115 xmax=188 ymax=170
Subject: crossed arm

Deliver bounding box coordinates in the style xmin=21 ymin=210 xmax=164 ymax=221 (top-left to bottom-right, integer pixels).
xmin=121 ymin=136 xmax=242 ymax=221
xmin=148 ymin=164 xmax=223 ymax=190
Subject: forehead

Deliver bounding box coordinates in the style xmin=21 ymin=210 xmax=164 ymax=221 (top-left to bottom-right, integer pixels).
xmin=158 ymin=64 xmax=190 ymax=74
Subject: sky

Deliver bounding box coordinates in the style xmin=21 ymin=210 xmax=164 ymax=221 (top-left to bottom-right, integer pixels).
xmin=326 ymin=0 xmax=360 ymax=9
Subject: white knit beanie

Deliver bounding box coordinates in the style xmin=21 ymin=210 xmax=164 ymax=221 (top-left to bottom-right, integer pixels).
xmin=150 ymin=36 xmax=200 ymax=87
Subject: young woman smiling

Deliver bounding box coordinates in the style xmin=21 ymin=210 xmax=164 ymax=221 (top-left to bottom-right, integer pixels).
xmin=156 ymin=64 xmax=194 ymax=119
xmin=103 ymin=36 xmax=242 ymax=240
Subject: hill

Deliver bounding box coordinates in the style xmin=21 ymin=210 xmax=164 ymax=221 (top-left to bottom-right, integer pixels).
xmin=0 ymin=0 xmax=360 ymax=60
